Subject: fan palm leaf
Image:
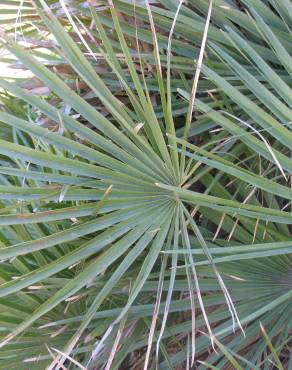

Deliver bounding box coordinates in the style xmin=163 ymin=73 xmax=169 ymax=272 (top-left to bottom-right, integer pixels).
xmin=0 ymin=1 xmax=291 ymax=369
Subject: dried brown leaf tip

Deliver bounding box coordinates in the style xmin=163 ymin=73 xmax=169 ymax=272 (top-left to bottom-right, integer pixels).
xmin=134 ymin=122 xmax=144 ymax=134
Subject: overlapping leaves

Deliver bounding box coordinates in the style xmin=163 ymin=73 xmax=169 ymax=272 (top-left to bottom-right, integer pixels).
xmin=0 ymin=1 xmax=291 ymax=369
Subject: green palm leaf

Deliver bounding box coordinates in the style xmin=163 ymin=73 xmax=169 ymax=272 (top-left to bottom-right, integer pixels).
xmin=0 ymin=1 xmax=291 ymax=369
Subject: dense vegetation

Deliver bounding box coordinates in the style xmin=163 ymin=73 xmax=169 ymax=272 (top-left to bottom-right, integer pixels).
xmin=0 ymin=0 xmax=291 ymax=368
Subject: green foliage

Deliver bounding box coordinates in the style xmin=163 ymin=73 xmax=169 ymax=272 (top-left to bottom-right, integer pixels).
xmin=0 ymin=0 xmax=291 ymax=369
